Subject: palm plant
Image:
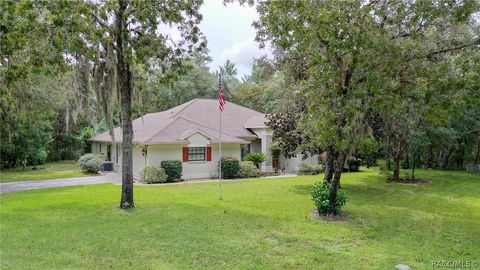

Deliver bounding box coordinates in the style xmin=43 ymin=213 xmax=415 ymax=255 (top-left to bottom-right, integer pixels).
xmin=245 ymin=152 xmax=266 ymax=169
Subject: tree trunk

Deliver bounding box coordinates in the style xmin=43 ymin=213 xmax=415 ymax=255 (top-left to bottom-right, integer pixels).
xmin=326 ymin=151 xmax=346 ymax=215
xmin=385 ymin=136 xmax=391 ymax=170
xmin=324 ymin=145 xmax=335 ymax=183
xmin=426 ymin=145 xmax=434 ymax=168
xmin=475 ymin=137 xmax=480 ymax=164
xmin=411 ymin=152 xmax=416 ymax=180
xmin=116 ymin=0 xmax=134 ymax=209
xmin=393 ymin=139 xmax=404 ymax=182
xmin=404 ymin=151 xmax=409 ymax=169
xmin=441 ymin=148 xmax=454 ymax=170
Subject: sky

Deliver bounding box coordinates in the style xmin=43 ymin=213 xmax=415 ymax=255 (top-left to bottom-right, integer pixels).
xmin=199 ymin=1 xmax=270 ymax=79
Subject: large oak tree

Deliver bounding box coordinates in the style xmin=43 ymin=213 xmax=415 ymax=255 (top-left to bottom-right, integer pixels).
xmin=1 ymin=0 xmax=206 ymax=208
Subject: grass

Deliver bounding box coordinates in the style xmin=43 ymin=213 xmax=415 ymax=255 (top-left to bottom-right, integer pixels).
xmin=1 ymin=168 xmax=479 ymax=269
xmin=0 ymin=160 xmax=95 ymax=183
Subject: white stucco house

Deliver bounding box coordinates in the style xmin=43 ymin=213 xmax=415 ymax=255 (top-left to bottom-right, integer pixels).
xmin=90 ymin=99 xmax=274 ymax=179
xmin=90 ymin=98 xmax=318 ymax=179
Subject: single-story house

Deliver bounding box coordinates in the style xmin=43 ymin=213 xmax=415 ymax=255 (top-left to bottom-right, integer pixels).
xmin=90 ymin=98 xmax=316 ymax=179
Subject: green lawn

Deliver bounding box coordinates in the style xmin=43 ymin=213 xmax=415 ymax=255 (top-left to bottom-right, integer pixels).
xmin=1 ymin=168 xmax=479 ymax=269
xmin=0 ymin=160 xmax=95 ymax=183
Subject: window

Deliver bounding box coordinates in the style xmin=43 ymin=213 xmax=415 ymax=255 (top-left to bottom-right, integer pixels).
xmin=241 ymin=144 xmax=250 ymax=160
xmin=188 ymin=147 xmax=206 ymax=161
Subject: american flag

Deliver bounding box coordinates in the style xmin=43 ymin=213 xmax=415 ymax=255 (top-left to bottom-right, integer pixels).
xmin=218 ymin=81 xmax=226 ymax=111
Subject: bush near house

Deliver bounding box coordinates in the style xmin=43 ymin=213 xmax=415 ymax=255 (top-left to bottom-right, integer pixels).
xmin=238 ymin=161 xmax=262 ymax=178
xmin=220 ymin=157 xmax=240 ymax=179
xmin=77 ymin=153 xmax=105 ymax=173
xmin=298 ymin=163 xmax=324 ymax=175
xmin=140 ymin=166 xmax=167 ymax=184
xmin=160 ymin=160 xmax=183 ymax=182
xmin=311 ymin=182 xmax=348 ymax=215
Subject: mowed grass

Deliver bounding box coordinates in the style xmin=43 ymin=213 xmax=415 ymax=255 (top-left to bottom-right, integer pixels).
xmin=0 ymin=160 xmax=95 ymax=183
xmin=1 ymin=169 xmax=479 ymax=269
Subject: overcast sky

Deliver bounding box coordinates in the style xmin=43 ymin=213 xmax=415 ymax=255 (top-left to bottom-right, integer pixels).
xmin=199 ymin=1 xmax=270 ymax=79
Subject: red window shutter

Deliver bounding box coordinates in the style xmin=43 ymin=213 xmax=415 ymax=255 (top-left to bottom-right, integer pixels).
xmin=206 ymin=147 xmax=212 ymax=161
xmin=183 ymin=147 xmax=188 ymax=162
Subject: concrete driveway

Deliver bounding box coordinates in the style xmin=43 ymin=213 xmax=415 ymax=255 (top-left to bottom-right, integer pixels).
xmin=0 ymin=172 xmax=120 ymax=194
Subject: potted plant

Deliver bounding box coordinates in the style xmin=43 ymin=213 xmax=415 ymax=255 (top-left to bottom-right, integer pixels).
xmin=270 ymin=140 xmax=282 ymax=173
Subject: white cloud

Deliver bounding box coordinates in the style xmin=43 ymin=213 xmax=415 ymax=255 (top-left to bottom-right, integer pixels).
xmin=219 ymin=37 xmax=269 ymax=78
xmin=199 ymin=1 xmax=272 ymax=78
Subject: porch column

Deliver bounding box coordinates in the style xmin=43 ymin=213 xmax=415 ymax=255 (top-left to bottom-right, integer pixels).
xmin=261 ymin=135 xmax=273 ymax=172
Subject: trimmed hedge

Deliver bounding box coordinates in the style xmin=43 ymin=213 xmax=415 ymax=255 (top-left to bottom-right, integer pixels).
xmin=298 ymin=163 xmax=324 ymax=175
xmin=220 ymin=157 xmax=240 ymax=179
xmin=78 ymin=153 xmax=105 ymax=173
xmin=238 ymin=161 xmax=261 ymax=178
xmin=140 ymin=166 xmax=167 ymax=184
xmin=161 ymin=160 xmax=182 ymax=182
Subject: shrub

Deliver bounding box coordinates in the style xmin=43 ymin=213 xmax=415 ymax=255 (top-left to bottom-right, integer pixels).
xmin=245 ymin=152 xmax=266 ymax=168
xmin=78 ymin=153 xmax=105 ymax=173
xmin=140 ymin=166 xmax=167 ymax=184
xmin=311 ymin=182 xmax=348 ymax=215
xmin=30 ymin=149 xmax=48 ymax=167
xmin=298 ymin=163 xmax=324 ymax=175
xmin=220 ymin=157 xmax=240 ymax=179
xmin=238 ymin=161 xmax=261 ymax=178
xmin=347 ymin=157 xmax=361 ymax=171
xmin=160 ymin=160 xmax=183 ymax=182
xmin=378 ymin=159 xmax=393 ymax=180
xmin=270 ymin=141 xmax=282 ymax=159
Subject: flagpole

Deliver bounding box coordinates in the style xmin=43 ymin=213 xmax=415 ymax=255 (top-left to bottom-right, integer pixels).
xmin=218 ymin=76 xmax=223 ymax=200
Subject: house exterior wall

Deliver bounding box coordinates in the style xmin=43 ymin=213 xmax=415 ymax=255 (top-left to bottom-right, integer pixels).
xmin=93 ymin=141 xmax=241 ymax=179
xmin=249 ymin=128 xmax=273 ymax=172
xmin=132 ymin=145 xmax=145 ymax=179
xmin=250 ymin=139 xmax=261 ymax=153
xmin=91 ymin=142 xmax=109 ymax=156
xmin=280 ymin=154 xmax=319 ymax=172
xmin=146 ymin=143 xmax=240 ymax=179
xmin=186 ymin=133 xmax=210 ymax=146
xmin=91 ymin=142 xmax=122 ymax=171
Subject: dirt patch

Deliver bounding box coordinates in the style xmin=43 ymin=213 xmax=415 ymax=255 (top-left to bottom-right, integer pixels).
xmin=310 ymin=209 xmax=349 ymax=221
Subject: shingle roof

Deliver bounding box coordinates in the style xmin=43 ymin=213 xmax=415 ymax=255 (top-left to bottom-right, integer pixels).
xmin=90 ymin=99 xmax=268 ymax=144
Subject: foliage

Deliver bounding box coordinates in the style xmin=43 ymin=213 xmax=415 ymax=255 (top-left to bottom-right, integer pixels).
xmin=311 ymin=182 xmax=348 ymax=215
xmin=160 ymin=160 xmax=183 ymax=182
xmin=77 ymin=153 xmax=105 ymax=174
xmin=378 ymin=160 xmax=393 ymax=180
xmin=298 ymin=163 xmax=324 ymax=175
xmin=253 ymin=0 xmax=480 ymax=202
xmin=355 ymin=138 xmax=381 ymax=168
xmin=269 ymin=140 xmax=282 ymax=159
xmin=220 ymin=157 xmax=240 ymax=179
xmin=245 ymin=152 xmax=266 ymax=168
xmin=140 ymin=166 xmax=167 ymax=184
xmin=216 ymin=60 xmax=240 ymax=100
xmin=346 ymin=158 xmax=361 ymax=172
xmin=238 ymin=161 xmax=262 ymax=178
xmin=266 ymin=94 xmax=314 ymax=159
xmin=232 ymin=57 xmax=284 ymax=113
